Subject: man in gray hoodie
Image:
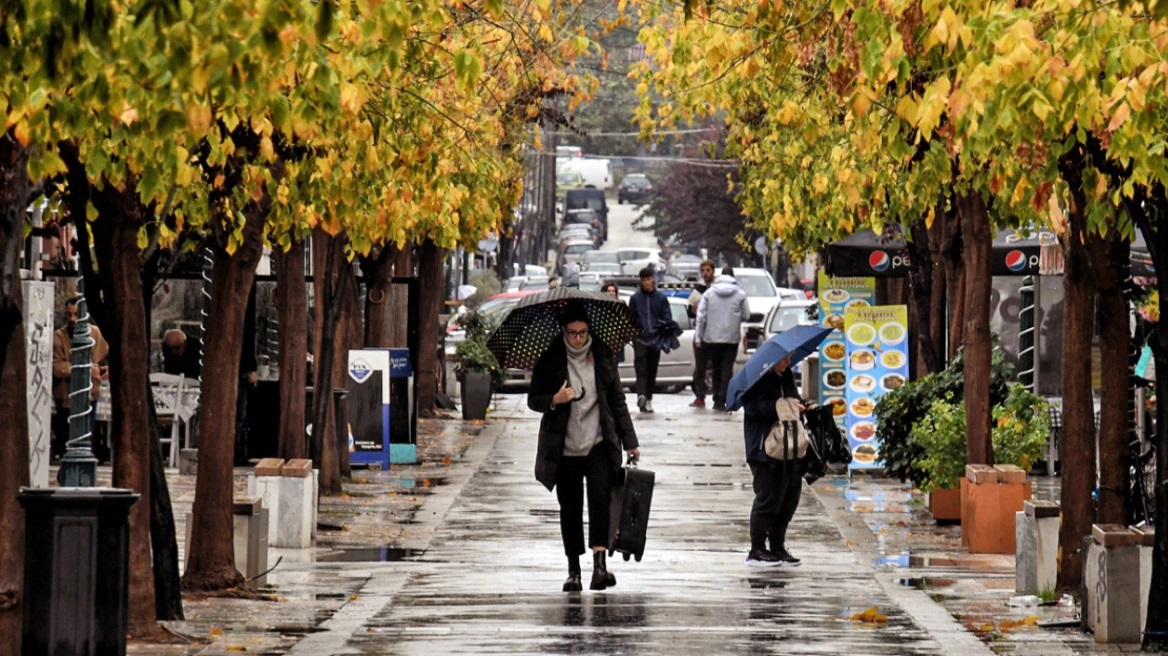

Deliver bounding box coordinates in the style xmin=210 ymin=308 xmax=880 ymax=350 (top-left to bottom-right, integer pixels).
xmin=695 ymin=266 xmax=750 ymax=411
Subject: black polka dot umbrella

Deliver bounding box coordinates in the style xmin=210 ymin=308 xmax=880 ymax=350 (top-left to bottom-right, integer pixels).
xmin=485 ymin=287 xmax=641 ymax=370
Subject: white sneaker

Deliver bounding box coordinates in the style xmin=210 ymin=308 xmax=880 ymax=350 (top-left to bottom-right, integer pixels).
xmin=645 ymin=400 xmax=654 ymax=413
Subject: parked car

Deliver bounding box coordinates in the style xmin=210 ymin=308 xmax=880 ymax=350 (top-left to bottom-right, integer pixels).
xmin=617 ymin=173 xmax=654 ymax=204
xmin=558 ymin=225 xmax=599 ymax=250
xmin=735 ymin=299 xmax=819 ymax=385
xmin=577 ymin=271 xmax=605 ymax=291
xmin=564 ymin=189 xmax=609 ymax=240
xmin=616 ymin=247 xmax=665 ymax=276
xmin=617 ymin=296 xmax=695 ymax=393
xmin=582 ymin=262 xmax=622 ymax=276
xmin=555 ymin=170 xmax=586 ymax=194
xmin=667 ymin=254 xmax=703 ymax=280
xmin=582 ymin=250 xmax=621 ymax=269
xmin=558 ymin=239 xmax=595 ymax=273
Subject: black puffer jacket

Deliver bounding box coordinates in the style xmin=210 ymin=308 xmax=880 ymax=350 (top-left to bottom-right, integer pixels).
xmin=741 ymin=368 xmax=802 ymax=464
xmin=527 ymin=338 xmax=638 ymax=491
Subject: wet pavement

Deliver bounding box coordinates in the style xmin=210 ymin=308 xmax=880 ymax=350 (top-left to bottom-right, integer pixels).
xmin=100 ymin=392 xmax=1156 ymax=654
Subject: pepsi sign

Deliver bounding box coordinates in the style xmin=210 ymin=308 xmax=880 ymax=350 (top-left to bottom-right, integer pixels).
xmin=869 ymin=250 xmax=910 ymax=273
xmin=1002 ymin=249 xmax=1038 ymax=273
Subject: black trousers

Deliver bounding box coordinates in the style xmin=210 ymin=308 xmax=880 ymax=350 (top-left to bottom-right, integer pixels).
xmin=705 ymin=342 xmax=739 ymax=406
xmin=692 ymin=342 xmax=711 ymax=399
xmin=748 ymin=460 xmax=803 ymax=550
xmin=633 ymin=342 xmax=661 ymax=399
xmin=556 ymin=443 xmax=614 ymax=555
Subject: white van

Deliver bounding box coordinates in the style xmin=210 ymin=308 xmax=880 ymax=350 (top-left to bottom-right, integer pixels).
xmin=557 ymin=158 xmax=612 ymax=190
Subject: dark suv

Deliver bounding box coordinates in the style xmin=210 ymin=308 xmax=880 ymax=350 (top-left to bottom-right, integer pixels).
xmin=618 ymin=173 xmax=654 ymax=204
xmin=563 ymin=189 xmax=609 ymax=240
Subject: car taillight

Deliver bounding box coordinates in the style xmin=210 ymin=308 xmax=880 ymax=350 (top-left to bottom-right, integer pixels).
xmin=804 ymin=289 xmax=814 ymax=299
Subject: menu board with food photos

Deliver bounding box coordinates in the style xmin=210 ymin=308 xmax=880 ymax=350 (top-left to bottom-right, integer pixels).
xmin=842 ymin=305 xmax=909 ymax=469
xmin=817 ymin=272 xmax=876 ymax=433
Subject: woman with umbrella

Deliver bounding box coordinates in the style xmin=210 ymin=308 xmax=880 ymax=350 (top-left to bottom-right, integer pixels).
xmin=525 ymin=300 xmax=641 ymax=591
xmin=728 ymin=325 xmax=833 ymax=568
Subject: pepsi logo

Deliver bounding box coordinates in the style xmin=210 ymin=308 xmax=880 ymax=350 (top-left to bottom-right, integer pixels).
xmin=1005 ymin=250 xmax=1028 ymax=272
xmin=869 ymin=251 xmax=891 ymax=272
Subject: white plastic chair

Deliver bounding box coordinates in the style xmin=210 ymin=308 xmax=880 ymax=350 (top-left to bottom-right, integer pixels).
xmin=150 ymin=373 xmax=185 ymax=467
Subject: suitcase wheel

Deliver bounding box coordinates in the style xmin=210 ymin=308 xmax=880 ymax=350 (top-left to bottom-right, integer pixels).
xmin=608 ymin=549 xmax=614 ymax=558
xmin=634 ymin=552 xmax=643 ymax=562
xmin=623 ymin=552 xmax=631 ymax=561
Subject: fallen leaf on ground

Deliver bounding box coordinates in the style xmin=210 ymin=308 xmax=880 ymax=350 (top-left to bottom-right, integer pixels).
xmin=999 ymin=616 xmax=1039 ymax=632
xmin=350 ymin=594 xmax=360 ymax=601
xmin=849 ymin=606 xmax=888 ymax=624
xmin=209 ymin=628 xmax=224 ymax=636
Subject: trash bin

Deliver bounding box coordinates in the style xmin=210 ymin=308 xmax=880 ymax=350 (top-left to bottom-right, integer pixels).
xmin=19 ymin=487 xmax=138 ymax=656
xmin=387 ymin=348 xmax=417 ymax=464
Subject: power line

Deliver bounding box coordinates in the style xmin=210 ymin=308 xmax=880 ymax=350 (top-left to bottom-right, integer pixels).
xmin=548 ymin=127 xmax=715 ymax=137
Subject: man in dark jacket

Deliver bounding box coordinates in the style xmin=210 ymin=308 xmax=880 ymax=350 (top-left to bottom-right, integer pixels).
xmin=627 ymin=266 xmax=671 ymax=413
xmin=740 ymin=354 xmax=804 ymax=567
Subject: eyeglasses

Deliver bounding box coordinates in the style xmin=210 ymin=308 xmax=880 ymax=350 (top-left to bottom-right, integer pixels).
xmin=565 ymin=328 xmax=589 ymax=339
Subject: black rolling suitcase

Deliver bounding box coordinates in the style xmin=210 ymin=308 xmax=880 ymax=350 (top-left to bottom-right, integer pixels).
xmin=608 ymin=457 xmax=654 ymax=562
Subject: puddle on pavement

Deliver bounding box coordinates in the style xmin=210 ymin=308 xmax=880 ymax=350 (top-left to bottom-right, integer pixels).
xmin=873 ymin=552 xmax=910 ymax=568
xmin=317 ymin=547 xmax=424 ymax=562
xmin=898 ymin=577 xmax=957 ymax=590
xmin=389 ymin=477 xmax=448 ymax=488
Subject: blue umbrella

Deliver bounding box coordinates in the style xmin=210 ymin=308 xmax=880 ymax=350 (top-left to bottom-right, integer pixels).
xmin=726 ymin=325 xmax=835 ymax=412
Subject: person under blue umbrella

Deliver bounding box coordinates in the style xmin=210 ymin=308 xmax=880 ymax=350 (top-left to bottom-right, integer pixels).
xmin=727 ymin=325 xmax=833 ymax=567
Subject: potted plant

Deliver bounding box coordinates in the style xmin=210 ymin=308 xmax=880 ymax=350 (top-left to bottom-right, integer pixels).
xmin=874 ymin=342 xmax=1015 ymax=521
xmin=453 ymin=310 xmax=501 ymax=420
xmin=911 ymin=385 xmax=1050 ymax=550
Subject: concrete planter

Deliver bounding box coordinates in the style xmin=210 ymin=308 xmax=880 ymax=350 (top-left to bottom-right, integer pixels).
xmin=928 ymin=486 xmax=962 ymax=523
xmin=461 ymin=372 xmax=493 ymax=420
xmin=961 ymin=464 xmax=1032 ymax=554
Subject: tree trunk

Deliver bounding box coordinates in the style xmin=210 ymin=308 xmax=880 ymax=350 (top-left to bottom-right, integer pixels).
xmin=928 ymin=203 xmax=948 ymax=372
xmin=183 ymin=207 xmax=264 ymax=591
xmin=0 ymin=129 xmax=30 ymax=656
xmin=1056 ymin=161 xmax=1096 ymax=592
xmin=1088 ymin=230 xmax=1130 ymax=525
xmin=942 ymin=205 xmax=965 ymax=360
xmin=1109 ymin=166 xmax=1168 ymax=649
xmin=362 ymin=245 xmax=396 ymax=348
xmin=416 ymin=239 xmax=446 ymax=417
xmin=958 ymin=192 xmax=993 ymax=467
xmin=142 ymin=262 xmax=183 ymax=620
xmin=275 ymin=241 xmax=308 ymax=460
xmin=334 ymin=258 xmax=358 ymax=477
xmin=310 ymin=229 xmax=342 ymax=494
xmin=147 ymin=390 xmax=183 ymax=620
xmin=389 ymin=246 xmax=413 ymax=348
xmin=88 ymin=185 xmax=160 ymax=636
xmin=907 ymin=214 xmax=940 ymax=376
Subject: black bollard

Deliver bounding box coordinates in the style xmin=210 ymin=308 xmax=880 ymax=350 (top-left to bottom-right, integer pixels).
xmin=19 ymin=487 xmax=138 ymax=656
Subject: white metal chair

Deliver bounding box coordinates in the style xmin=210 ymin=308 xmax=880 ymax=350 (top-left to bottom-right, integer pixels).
xmin=150 ymin=373 xmax=185 ymax=467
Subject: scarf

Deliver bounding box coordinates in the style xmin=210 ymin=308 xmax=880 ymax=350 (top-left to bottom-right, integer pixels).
xmin=563 ymin=334 xmax=601 ymax=456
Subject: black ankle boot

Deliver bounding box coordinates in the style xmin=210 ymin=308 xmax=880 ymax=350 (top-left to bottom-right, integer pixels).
xmin=590 ymin=550 xmax=616 ymax=590
xmin=563 ymin=555 xmax=582 ymax=592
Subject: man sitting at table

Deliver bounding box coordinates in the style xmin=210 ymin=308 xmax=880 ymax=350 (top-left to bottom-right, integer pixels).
xmin=162 ymin=328 xmax=202 ymax=379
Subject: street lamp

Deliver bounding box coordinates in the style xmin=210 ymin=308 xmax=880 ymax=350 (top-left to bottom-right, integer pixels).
xmin=57 ymin=276 xmax=98 ymax=487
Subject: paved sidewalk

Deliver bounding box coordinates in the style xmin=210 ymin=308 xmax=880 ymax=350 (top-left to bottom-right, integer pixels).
xmin=95 ymin=392 xmax=1146 ymax=654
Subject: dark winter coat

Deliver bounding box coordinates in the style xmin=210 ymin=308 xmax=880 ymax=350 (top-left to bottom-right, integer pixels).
xmin=528 ymin=338 xmax=638 ymax=491
xmin=628 ymin=289 xmax=672 ymax=348
xmin=741 ymin=368 xmax=803 ymax=464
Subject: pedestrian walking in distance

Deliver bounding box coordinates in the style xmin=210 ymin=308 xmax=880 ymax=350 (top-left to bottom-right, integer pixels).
xmin=695 ymin=266 xmax=750 ymax=412
xmin=528 ymin=301 xmax=641 ymax=591
xmin=628 ymin=266 xmax=671 ymax=413
xmin=687 ymin=260 xmax=717 ymax=408
xmin=740 ymin=354 xmax=805 ymax=567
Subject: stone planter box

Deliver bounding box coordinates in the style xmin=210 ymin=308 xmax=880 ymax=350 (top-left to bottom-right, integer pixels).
xmin=961 ymin=464 xmax=1032 ymax=554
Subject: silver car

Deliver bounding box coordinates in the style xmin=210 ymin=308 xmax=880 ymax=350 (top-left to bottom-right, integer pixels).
xmin=618 ymin=296 xmax=696 ymax=393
